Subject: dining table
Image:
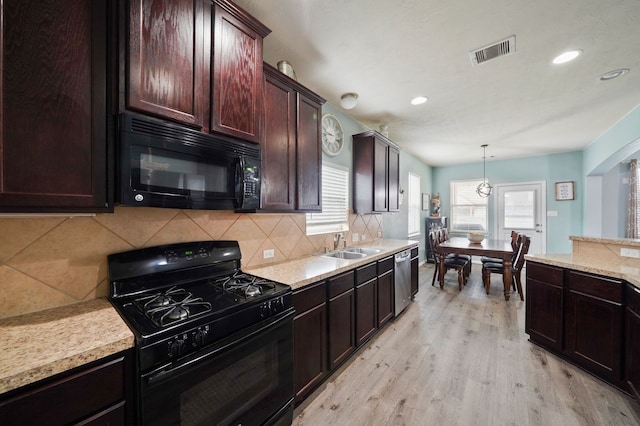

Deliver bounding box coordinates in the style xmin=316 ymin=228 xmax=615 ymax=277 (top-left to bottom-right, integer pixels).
xmin=437 ymin=237 xmax=515 ymax=300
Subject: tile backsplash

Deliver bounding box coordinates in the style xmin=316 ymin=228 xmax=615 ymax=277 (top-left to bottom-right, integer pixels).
xmin=0 ymin=206 xmax=382 ymax=319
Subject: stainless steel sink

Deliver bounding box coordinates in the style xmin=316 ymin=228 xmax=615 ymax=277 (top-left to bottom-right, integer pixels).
xmin=323 ymin=250 xmax=367 ymax=259
xmin=344 ymin=247 xmax=382 ymax=255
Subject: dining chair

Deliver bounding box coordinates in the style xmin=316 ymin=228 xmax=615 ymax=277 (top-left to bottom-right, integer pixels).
xmin=481 ymin=235 xmax=530 ymax=300
xmin=430 ymin=229 xmax=469 ymax=291
xmin=441 ymin=228 xmax=472 ymax=277
xmin=480 ymin=230 xmax=519 ymax=265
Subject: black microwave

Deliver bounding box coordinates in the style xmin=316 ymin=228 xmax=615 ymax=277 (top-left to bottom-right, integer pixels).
xmin=117 ymin=113 xmax=260 ymax=211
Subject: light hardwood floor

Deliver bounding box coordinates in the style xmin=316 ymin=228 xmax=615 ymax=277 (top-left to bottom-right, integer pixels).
xmin=292 ymin=263 xmax=640 ymax=426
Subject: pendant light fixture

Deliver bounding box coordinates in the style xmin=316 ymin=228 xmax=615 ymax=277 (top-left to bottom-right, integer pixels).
xmin=476 ymin=144 xmax=493 ymax=198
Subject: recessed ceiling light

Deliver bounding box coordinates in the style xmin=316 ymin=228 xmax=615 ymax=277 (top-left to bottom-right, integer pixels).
xmin=411 ymin=96 xmax=428 ymax=105
xmin=552 ymin=50 xmax=582 ymax=64
xmin=600 ymin=68 xmax=630 ymax=81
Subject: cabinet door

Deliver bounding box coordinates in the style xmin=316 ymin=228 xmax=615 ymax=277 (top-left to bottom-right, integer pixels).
xmin=293 ymin=302 xmax=327 ymax=403
xmin=127 ymin=0 xmax=207 ymax=128
xmin=356 ymin=278 xmax=377 ymax=346
xmin=0 ymin=350 xmax=131 ymax=425
xmin=296 ymin=93 xmax=322 ymax=211
xmin=411 ymin=256 xmax=419 ymax=297
xmin=373 ymin=139 xmax=388 ymax=212
xmin=262 ymin=70 xmax=295 ymax=210
xmin=565 ymin=271 xmax=623 ymax=383
xmin=525 ymin=263 xmax=564 ymax=352
xmin=328 ymin=289 xmax=355 ymax=370
xmin=0 ymin=0 xmax=110 ymax=212
xmin=626 ymin=305 xmax=640 ymax=400
xmin=377 ymin=270 xmax=394 ymax=327
xmin=211 ymin=1 xmax=269 ymax=143
xmin=387 ymin=145 xmax=400 ymax=212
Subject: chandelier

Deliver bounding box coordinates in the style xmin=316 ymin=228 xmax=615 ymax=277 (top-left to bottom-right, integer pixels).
xmin=476 ymin=144 xmax=493 ymax=198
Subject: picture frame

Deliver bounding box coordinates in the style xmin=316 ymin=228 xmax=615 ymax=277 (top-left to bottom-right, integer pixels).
xmin=555 ymin=181 xmax=575 ymax=201
xmin=422 ymin=193 xmax=430 ymax=211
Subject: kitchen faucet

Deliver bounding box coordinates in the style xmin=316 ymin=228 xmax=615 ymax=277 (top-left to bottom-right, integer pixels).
xmin=333 ymin=233 xmax=344 ymax=250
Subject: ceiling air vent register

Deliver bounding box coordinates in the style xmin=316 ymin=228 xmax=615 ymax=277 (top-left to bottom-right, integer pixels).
xmin=469 ymin=36 xmax=516 ymax=66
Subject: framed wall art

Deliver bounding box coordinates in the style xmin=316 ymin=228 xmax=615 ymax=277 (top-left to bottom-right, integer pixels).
xmin=555 ymin=181 xmax=575 ymax=201
xmin=422 ymin=193 xmax=430 ymax=211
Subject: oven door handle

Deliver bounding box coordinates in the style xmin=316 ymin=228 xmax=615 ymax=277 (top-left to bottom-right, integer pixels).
xmin=144 ymin=309 xmax=294 ymax=387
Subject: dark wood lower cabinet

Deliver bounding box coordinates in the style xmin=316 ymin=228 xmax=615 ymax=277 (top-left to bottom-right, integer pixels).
xmin=0 ymin=349 xmax=133 ymax=426
xmin=356 ymin=278 xmax=377 ymax=345
xmin=292 ymin=281 xmax=327 ymax=403
xmin=326 ymin=270 xmax=356 ymax=370
xmin=526 ymin=261 xmax=632 ymax=393
xmin=410 ymin=247 xmax=419 ymax=298
xmin=377 ymin=256 xmax=394 ymax=327
xmin=377 ymin=270 xmax=394 ymax=327
xmin=626 ymin=284 xmax=640 ymax=400
xmin=565 ymin=271 xmax=623 ymax=383
xmin=525 ymin=262 xmax=564 ymax=352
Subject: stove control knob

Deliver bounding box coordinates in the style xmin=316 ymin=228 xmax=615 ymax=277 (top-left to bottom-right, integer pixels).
xmin=194 ymin=328 xmax=208 ymax=346
xmin=169 ymin=338 xmax=185 ymax=357
xmin=260 ymin=302 xmax=271 ymax=318
xmin=272 ymin=297 xmax=284 ymax=313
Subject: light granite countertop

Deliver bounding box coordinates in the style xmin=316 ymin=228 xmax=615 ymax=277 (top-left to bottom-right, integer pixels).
xmin=570 ymin=235 xmax=640 ymax=247
xmin=0 ymin=298 xmax=134 ymax=395
xmin=246 ymin=239 xmax=419 ymax=290
xmin=526 ymin=253 xmax=640 ymax=289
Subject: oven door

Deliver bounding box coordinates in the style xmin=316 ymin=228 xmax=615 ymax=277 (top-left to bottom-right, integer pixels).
xmin=139 ymin=311 xmax=294 ymax=426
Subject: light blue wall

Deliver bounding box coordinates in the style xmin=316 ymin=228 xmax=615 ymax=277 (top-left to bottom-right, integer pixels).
xmin=584 ymin=105 xmax=640 ymax=176
xmin=323 ymin=100 xmax=639 ymax=256
xmin=383 ymin=150 xmax=433 ymax=260
xmin=433 ymin=152 xmax=583 ymax=253
xmin=321 ymin=103 xmax=432 ymax=261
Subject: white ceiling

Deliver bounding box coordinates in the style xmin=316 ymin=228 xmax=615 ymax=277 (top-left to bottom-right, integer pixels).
xmin=233 ymin=0 xmax=640 ymax=167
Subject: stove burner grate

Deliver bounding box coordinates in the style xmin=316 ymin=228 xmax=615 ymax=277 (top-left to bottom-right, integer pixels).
xmin=212 ymin=272 xmax=276 ymax=299
xmin=135 ymin=287 xmax=212 ymax=327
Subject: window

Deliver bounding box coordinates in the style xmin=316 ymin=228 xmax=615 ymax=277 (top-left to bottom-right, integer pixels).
xmin=408 ymin=173 xmax=421 ymax=236
xmin=306 ymin=163 xmax=349 ymax=235
xmin=450 ymin=179 xmax=488 ymax=232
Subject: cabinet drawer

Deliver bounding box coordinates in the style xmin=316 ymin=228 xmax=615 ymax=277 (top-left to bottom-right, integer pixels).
xmin=293 ymin=281 xmax=326 ymax=313
xmin=527 ymin=262 xmax=563 ymax=287
xmin=410 ymin=247 xmax=418 ymax=259
xmin=378 ymin=256 xmax=394 ymax=275
xmin=568 ymin=271 xmax=623 ymax=303
xmin=328 ymin=271 xmax=355 ymax=298
xmin=627 ymin=283 xmax=640 ymax=314
xmin=0 ymin=353 xmax=126 ymax=425
xmin=356 ymin=263 xmax=377 ymax=286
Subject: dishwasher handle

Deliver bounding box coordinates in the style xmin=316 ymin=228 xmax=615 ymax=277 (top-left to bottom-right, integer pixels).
xmin=395 ymin=250 xmax=411 ymax=263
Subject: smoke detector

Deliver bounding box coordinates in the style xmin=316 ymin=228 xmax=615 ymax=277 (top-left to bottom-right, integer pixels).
xmin=469 ymin=36 xmax=516 ymax=66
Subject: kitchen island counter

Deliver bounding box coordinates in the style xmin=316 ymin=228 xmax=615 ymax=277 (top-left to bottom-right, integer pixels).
xmin=0 ymin=298 xmax=134 ymax=394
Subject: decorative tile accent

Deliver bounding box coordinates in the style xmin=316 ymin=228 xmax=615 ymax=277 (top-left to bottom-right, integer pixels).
xmin=0 ymin=207 xmax=382 ymax=318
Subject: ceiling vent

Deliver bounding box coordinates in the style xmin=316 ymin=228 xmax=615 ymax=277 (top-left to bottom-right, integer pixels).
xmin=469 ymin=36 xmax=516 ymax=66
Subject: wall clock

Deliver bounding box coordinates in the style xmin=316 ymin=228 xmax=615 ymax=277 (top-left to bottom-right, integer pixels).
xmin=321 ymin=114 xmax=344 ymax=157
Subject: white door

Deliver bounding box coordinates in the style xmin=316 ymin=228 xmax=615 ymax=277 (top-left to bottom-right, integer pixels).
xmin=494 ymin=182 xmax=546 ymax=255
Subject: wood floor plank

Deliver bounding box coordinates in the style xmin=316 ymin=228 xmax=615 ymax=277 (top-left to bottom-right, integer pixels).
xmin=293 ymin=264 xmax=640 ymax=425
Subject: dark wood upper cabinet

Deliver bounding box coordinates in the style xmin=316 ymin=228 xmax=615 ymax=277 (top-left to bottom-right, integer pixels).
xmin=127 ymin=0 xmax=207 ymax=129
xmin=353 ymin=131 xmax=400 ymax=214
xmin=210 ymin=0 xmax=270 ymax=143
xmin=0 ymin=0 xmax=111 ymax=212
xmin=262 ymin=64 xmax=324 ymax=212
xmin=125 ymin=0 xmax=269 ymax=143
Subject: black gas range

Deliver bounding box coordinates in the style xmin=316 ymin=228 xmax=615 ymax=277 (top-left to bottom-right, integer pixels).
xmin=108 ymin=241 xmax=294 ymax=426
